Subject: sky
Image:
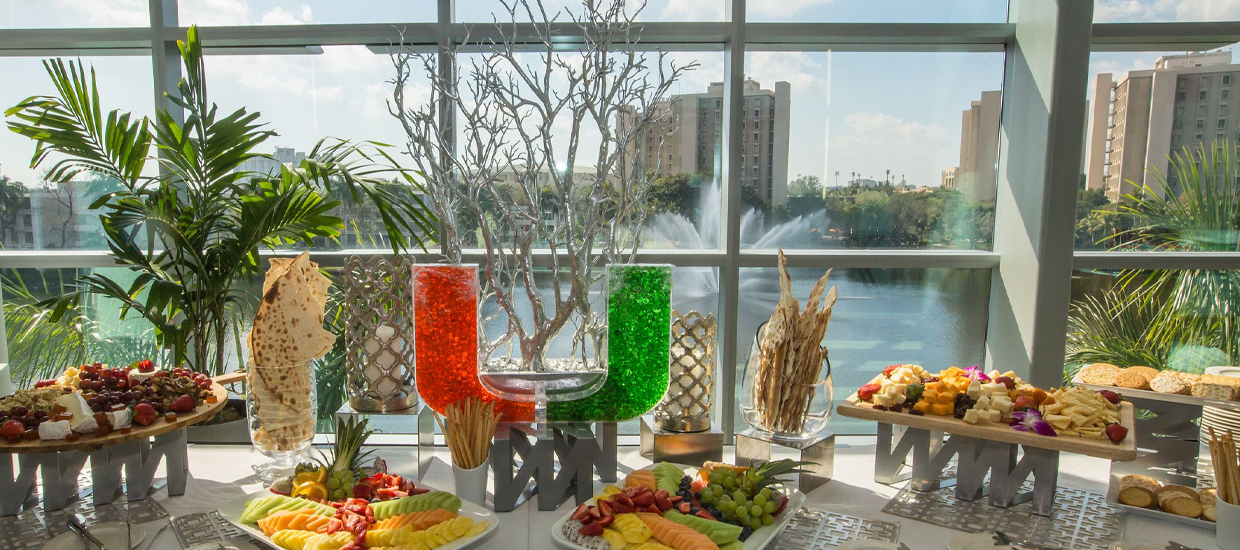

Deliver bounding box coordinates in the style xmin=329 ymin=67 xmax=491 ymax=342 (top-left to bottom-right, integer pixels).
xmin=0 ymin=0 xmax=1236 ymax=190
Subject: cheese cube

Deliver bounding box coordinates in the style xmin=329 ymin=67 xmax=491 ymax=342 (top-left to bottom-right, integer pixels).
xmin=108 ymin=408 xmax=132 ymax=430
xmin=963 ymin=409 xmax=980 ymax=424
xmin=983 ymin=409 xmax=1001 ymax=422
xmin=924 ymin=389 xmax=939 ymax=404
xmin=975 ymin=395 xmax=992 ymax=410
xmin=914 ymin=401 xmax=932 ymax=413
xmin=991 ymin=396 xmax=1014 ymax=413
xmin=931 ymin=402 xmax=954 ymax=416
xmin=38 ymin=420 xmax=71 ymax=440
xmin=57 ymin=393 xmax=98 ymax=434
xmin=967 ymin=381 xmax=983 ymax=400
xmin=874 ymin=394 xmax=894 ymax=408
xmin=982 ymin=382 xmax=1007 ymax=395
xmin=936 ymin=391 xmax=955 ymax=404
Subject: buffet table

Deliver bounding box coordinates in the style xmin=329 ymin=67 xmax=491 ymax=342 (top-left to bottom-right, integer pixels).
xmin=107 ymin=437 xmax=1218 ymax=549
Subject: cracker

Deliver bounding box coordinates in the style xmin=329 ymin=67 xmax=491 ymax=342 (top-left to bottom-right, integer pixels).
xmin=1079 ymin=363 xmax=1121 ymax=386
xmin=1115 ymin=367 xmax=1156 ymax=390
xmin=1150 ymin=372 xmax=1191 ymax=395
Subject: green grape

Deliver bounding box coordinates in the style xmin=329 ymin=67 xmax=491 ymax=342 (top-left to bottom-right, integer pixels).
xmin=724 ymin=478 xmax=736 ymax=489
xmin=762 ymin=514 xmax=775 ymax=526
xmin=753 ymin=494 xmax=767 ymax=506
xmin=760 ymin=488 xmax=772 ymax=499
xmin=763 ymin=501 xmax=776 ymax=514
xmin=750 ymin=504 xmax=762 ymax=516
xmin=736 ymin=506 xmax=749 ymax=518
xmin=326 ymin=478 xmax=341 ymax=490
xmin=702 ymin=493 xmax=715 ymax=504
xmin=709 ymin=472 xmax=721 ymax=484
xmin=712 ymin=485 xmax=723 ymax=497
xmin=329 ymin=489 xmax=346 ymax=499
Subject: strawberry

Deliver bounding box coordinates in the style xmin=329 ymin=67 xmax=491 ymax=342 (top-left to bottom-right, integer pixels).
xmin=695 ymin=509 xmax=716 ymax=520
xmin=632 ymin=492 xmax=655 ymax=508
xmin=571 ymin=504 xmax=590 ymax=521
xmin=614 ymin=494 xmax=634 ymax=507
xmin=597 ymin=499 xmax=613 ymax=517
xmin=883 ymin=364 xmax=900 ymax=376
xmin=1013 ymin=396 xmax=1037 ymax=412
xmin=611 ymin=503 xmax=634 ymax=514
xmin=170 ymin=394 xmax=195 ymax=413
xmin=1097 ymin=390 xmax=1121 ymax=405
xmin=1106 ymin=423 xmax=1129 ymax=444
xmin=580 ymin=523 xmax=604 ymax=537
xmin=858 ymin=383 xmax=882 ymax=402
xmin=595 ymin=515 xmax=615 ymax=528
xmin=645 ymin=505 xmax=661 ymax=514
xmin=677 ymin=501 xmax=691 ymax=514
xmin=587 ymin=506 xmax=602 ymax=520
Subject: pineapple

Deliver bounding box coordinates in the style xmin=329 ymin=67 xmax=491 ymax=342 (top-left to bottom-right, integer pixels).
xmin=318 ymin=417 xmax=376 ymax=500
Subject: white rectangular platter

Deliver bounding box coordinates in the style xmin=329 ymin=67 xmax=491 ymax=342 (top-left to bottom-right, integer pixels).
xmin=218 ymin=486 xmax=499 ymax=550
xmin=550 ymin=465 xmax=805 ymax=550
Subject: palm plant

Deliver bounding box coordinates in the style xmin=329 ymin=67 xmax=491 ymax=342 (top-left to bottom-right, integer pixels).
xmin=1068 ymin=140 xmax=1240 ymax=375
xmin=5 ymin=26 xmax=435 ymax=376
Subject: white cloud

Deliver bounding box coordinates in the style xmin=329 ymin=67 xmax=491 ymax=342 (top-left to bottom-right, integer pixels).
xmin=659 ymin=0 xmax=726 ymax=21
xmin=746 ymin=0 xmax=838 ymax=20
xmin=829 ymin=112 xmax=953 ymax=187
xmin=1094 ymin=0 xmax=1240 ymax=22
xmin=746 ymin=51 xmax=827 ymax=94
xmin=49 ymin=0 xmax=147 ymax=26
xmin=259 ymin=5 xmax=314 ymax=25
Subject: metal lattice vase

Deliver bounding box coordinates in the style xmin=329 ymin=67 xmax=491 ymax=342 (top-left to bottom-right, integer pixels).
xmin=655 ymin=310 xmax=716 ymax=433
xmin=344 ymin=255 xmax=416 ymax=412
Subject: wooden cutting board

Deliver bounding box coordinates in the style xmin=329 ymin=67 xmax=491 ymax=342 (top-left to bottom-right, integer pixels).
xmin=837 ymin=393 xmax=1138 ymax=461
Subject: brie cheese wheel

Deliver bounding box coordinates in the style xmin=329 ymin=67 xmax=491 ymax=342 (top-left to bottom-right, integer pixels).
xmin=107 ymin=408 xmax=132 ymax=430
xmin=38 ymin=420 xmax=72 ymax=440
xmin=56 ymin=393 xmax=99 ymax=434
xmin=128 ymin=368 xmax=161 ymax=383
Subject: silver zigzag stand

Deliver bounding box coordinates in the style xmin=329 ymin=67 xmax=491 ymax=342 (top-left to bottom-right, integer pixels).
xmin=0 ymin=429 xmax=189 ymax=517
xmin=491 ymin=422 xmax=599 ymax=512
xmin=874 ymin=423 xmax=1060 ymax=516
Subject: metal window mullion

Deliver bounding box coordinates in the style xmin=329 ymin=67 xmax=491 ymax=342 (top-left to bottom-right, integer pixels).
xmin=437 ymin=0 xmax=456 ymax=258
xmin=718 ymin=0 xmax=746 ymax=441
xmin=1073 ymin=251 xmax=1240 ymax=271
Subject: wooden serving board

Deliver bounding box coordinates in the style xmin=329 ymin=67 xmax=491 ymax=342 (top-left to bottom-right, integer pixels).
xmin=837 ymin=393 xmax=1138 ymax=462
xmin=0 ymin=381 xmax=228 ymax=454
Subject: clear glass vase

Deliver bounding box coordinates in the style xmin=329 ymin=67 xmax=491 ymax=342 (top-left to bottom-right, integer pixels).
xmin=476 ymin=272 xmax=609 ymax=407
xmin=246 ymin=363 xmax=316 ymax=483
xmin=740 ymin=321 xmax=833 ymax=443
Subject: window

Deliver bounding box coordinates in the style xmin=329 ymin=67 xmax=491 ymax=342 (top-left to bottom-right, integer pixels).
xmin=1220 ymin=119 xmax=1228 ymax=130
xmin=748 ymin=0 xmax=1006 ymax=22
xmin=1224 ymin=90 xmax=1231 ymax=101
xmin=1197 ymin=119 xmax=1206 ymax=130
xmin=1226 ymin=75 xmax=1234 ymax=86
xmin=1179 ymin=77 xmax=1188 ymax=88
xmin=177 ymin=1 xmax=434 ymax=25
xmin=1201 ymin=90 xmax=1209 ymax=101
xmin=1198 ymin=105 xmax=1207 ymax=116
xmin=1174 ymin=120 xmax=1183 ymax=130
xmin=753 ymin=131 xmax=759 ymax=141
xmin=1203 ymin=76 xmax=1212 ymax=87
xmin=1178 ymin=91 xmax=1186 ymax=102
xmin=753 ymin=120 xmax=759 ymax=129
xmin=1176 ymin=106 xmax=1185 ymax=116
xmin=754 ymin=109 xmax=760 ymax=117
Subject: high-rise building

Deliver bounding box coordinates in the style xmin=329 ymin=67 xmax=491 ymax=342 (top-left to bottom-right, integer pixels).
xmin=944 ymin=90 xmax=1001 ymax=202
xmin=618 ymin=79 xmax=791 ymax=205
xmin=1086 ymin=51 xmax=1236 ymax=201
xmin=238 ymin=146 xmax=307 ymax=177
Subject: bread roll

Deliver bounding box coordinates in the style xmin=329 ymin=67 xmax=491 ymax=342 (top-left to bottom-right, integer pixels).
xmin=1119 ymin=475 xmax=1162 ymax=508
xmin=1202 ymin=503 xmax=1217 ymax=522
xmin=1156 ymin=485 xmax=1199 ymax=508
xmin=1161 ymin=496 xmax=1204 ymax=518
xmin=1200 ymin=487 xmax=1217 ymax=505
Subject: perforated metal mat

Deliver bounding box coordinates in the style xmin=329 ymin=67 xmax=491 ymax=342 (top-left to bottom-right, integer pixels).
xmin=0 ymin=493 xmax=168 ymax=549
xmin=769 ymin=507 xmax=901 ymax=549
xmin=173 ymin=510 xmax=263 ymax=548
xmin=882 ymin=484 xmax=1122 ymax=550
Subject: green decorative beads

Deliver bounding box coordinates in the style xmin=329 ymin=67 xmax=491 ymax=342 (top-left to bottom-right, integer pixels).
xmin=548 ymin=264 xmax=673 ymax=422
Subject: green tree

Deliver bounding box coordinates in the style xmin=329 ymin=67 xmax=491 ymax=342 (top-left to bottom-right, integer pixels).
xmin=741 ymin=182 xmax=768 ymax=213
xmin=0 ymin=175 xmax=27 ymax=246
xmin=788 ymin=174 xmax=822 ymax=197
xmin=646 ymin=172 xmax=699 ymax=218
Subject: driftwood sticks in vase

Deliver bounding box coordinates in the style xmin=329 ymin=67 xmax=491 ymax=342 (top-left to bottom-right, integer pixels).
xmin=435 ymin=398 xmax=501 ymax=470
xmin=753 ymin=250 xmax=838 ymax=435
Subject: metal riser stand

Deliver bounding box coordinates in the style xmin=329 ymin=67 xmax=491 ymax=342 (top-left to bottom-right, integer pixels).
xmin=873 ymin=423 xmax=1060 ymax=516
xmin=491 ymin=422 xmax=608 ymax=512
xmin=1108 ymin=395 xmax=1202 ymax=487
xmin=0 ymin=429 xmax=189 ymax=517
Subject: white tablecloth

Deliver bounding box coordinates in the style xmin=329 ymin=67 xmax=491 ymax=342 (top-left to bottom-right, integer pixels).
xmin=130 ymin=437 xmax=1219 ymax=549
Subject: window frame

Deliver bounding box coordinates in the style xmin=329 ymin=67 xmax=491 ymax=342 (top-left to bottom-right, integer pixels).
xmin=1 ymin=0 xmax=1238 ymax=439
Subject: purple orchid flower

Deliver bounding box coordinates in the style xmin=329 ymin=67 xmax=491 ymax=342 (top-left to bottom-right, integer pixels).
xmin=962 ymin=365 xmax=991 ymax=382
xmin=1009 ymin=409 xmax=1056 ymax=437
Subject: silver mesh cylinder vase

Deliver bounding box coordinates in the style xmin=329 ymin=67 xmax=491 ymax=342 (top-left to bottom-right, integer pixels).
xmin=655 ymin=310 xmax=717 ymax=432
xmin=344 ymin=255 xmax=416 ymax=412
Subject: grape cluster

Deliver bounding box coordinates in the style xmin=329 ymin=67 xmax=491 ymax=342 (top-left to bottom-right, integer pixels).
xmin=325 ymin=469 xmax=356 ymax=500
xmin=697 ymin=468 xmax=779 ymax=534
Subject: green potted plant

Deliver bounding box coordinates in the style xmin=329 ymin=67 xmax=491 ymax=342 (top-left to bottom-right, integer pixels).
xmin=6 ymin=27 xmax=434 ymax=439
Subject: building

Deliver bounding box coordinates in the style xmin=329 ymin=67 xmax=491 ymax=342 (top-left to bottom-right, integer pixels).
xmin=1 ymin=181 xmax=98 ymax=249
xmin=941 ymin=166 xmax=958 ymax=190
xmin=237 ymin=146 xmax=307 ymax=177
xmin=1085 ymin=51 xmax=1236 ymax=201
xmin=618 ymin=79 xmax=791 ymax=205
xmin=950 ymin=90 xmax=1001 ymax=202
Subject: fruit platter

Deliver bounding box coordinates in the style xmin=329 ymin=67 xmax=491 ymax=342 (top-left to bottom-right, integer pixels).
xmin=552 ymin=460 xmax=808 ymax=550
xmin=838 ymin=365 xmax=1137 ymax=461
xmin=0 ymin=360 xmax=227 ymax=453
xmin=220 ymin=473 xmax=497 ymax=550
